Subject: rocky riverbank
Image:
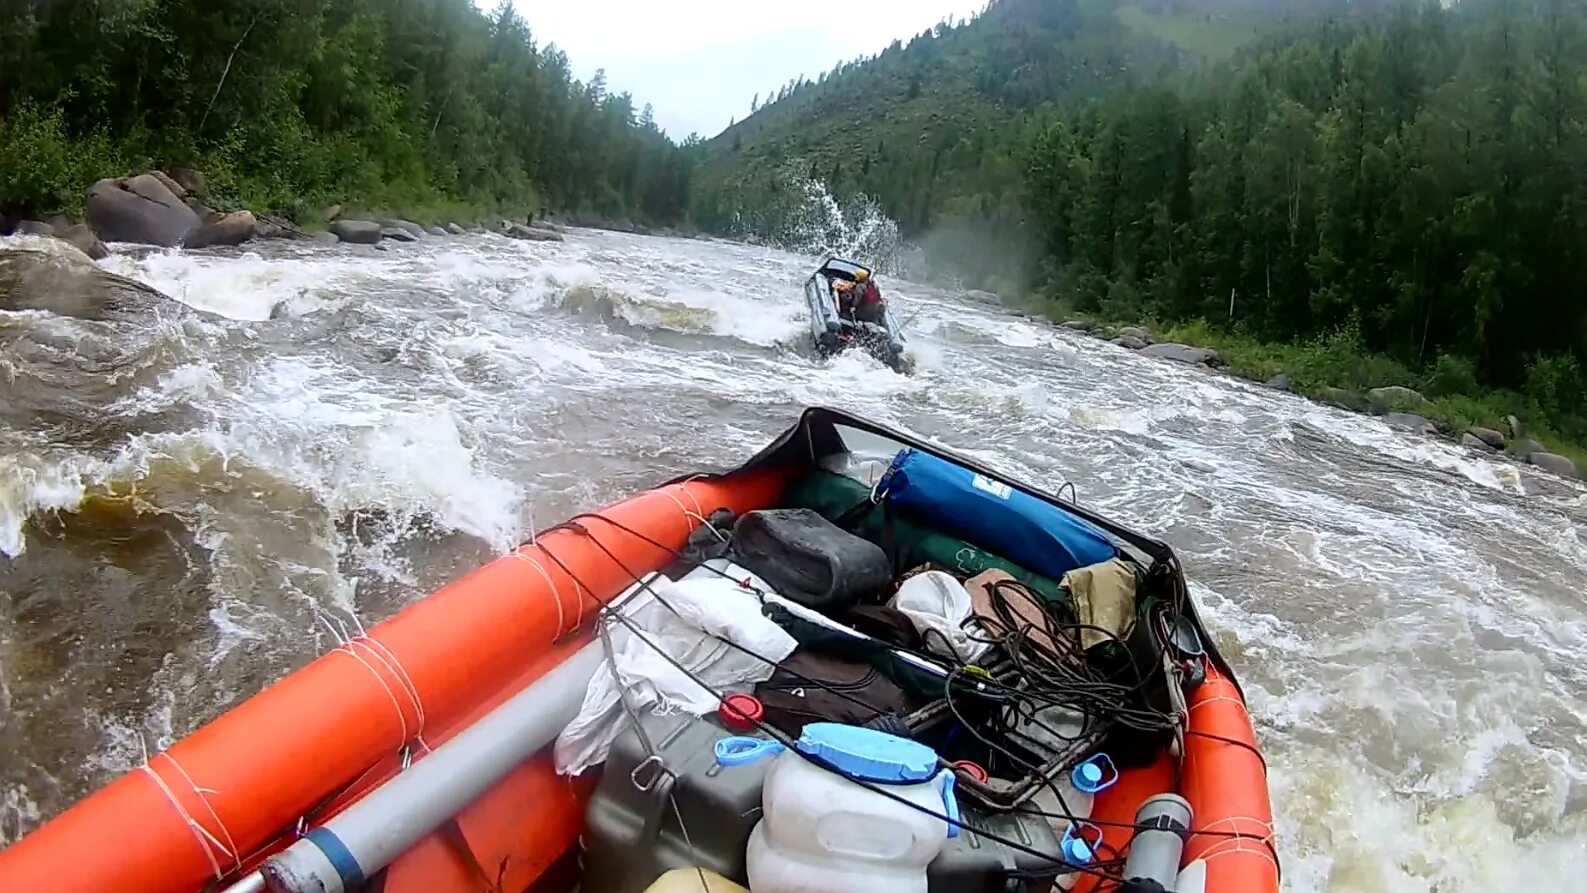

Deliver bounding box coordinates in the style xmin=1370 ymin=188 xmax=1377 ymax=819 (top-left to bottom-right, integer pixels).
xmin=1 ymin=167 xmax=571 ymax=255
xmin=1056 ymin=318 xmax=1583 ymax=481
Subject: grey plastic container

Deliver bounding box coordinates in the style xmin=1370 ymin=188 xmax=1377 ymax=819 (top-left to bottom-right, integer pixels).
xmin=582 ymin=711 xmax=770 ymax=893
xmin=930 ymin=807 xmax=1068 ymax=893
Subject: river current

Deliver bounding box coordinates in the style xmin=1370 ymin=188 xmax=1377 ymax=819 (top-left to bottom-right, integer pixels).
xmin=1 ymin=227 xmax=1584 ymax=889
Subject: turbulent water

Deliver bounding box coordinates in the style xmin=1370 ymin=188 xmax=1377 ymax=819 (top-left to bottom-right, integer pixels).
xmin=2 ymin=225 xmax=1585 ymax=889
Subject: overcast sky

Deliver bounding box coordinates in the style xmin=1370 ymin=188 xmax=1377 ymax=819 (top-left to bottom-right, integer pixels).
xmin=509 ymin=0 xmax=988 ymax=139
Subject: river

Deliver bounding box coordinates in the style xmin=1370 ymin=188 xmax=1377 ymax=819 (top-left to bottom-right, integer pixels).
xmin=1 ymin=226 xmax=1584 ymax=889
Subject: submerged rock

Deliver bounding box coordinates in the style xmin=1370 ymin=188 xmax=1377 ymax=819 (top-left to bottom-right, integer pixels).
xmin=1529 ymin=452 xmax=1580 ymax=479
xmin=1467 ymin=427 xmax=1505 ymax=450
xmin=0 ymin=245 xmax=174 ymax=319
xmin=86 ymin=173 xmax=201 ymax=246
xmin=1382 ymin=412 xmax=1437 ymax=435
xmin=1367 ymin=386 xmax=1431 ymax=413
xmin=330 ymin=220 xmax=382 ymax=244
xmin=57 ymin=224 xmax=109 ymax=260
xmin=1139 ymin=342 xmax=1220 ymax=366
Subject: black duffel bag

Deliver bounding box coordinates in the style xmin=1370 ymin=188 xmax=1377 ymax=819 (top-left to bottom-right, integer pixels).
xmin=730 ymin=508 xmax=892 ymax=613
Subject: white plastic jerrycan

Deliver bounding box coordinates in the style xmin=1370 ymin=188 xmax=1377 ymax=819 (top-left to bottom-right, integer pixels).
xmin=715 ymin=722 xmax=959 ymax=893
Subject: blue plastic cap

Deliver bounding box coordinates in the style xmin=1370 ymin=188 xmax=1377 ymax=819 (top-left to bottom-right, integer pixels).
xmin=795 ymin=722 xmax=939 ymax=783
xmin=1078 ymin=763 xmax=1102 ymax=785
xmin=1072 ymin=753 xmax=1117 ymax=794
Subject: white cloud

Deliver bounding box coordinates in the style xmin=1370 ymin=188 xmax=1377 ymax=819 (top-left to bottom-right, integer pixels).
xmin=505 ymin=0 xmax=987 ymax=138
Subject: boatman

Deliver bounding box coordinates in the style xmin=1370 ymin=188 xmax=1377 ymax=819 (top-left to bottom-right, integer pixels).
xmin=841 ymin=269 xmax=885 ymax=324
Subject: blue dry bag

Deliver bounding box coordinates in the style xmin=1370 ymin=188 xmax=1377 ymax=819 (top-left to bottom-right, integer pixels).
xmin=879 ymin=449 xmax=1117 ymax=581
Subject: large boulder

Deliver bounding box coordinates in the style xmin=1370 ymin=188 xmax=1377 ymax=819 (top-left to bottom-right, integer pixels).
xmin=1505 ymin=414 xmax=1526 ymax=439
xmin=166 ymin=167 xmax=205 ymax=195
xmin=183 ymin=210 xmax=258 ymax=249
xmin=1118 ymin=325 xmax=1151 ymax=343
xmin=1111 ymin=334 xmax=1148 ymax=350
xmin=1139 ymin=342 xmax=1220 ymax=366
xmin=148 ymin=170 xmax=187 ymax=198
xmin=86 ymin=174 xmax=201 ymax=246
xmin=1510 ymin=437 xmax=1547 ymax=458
xmin=0 ymin=244 xmax=173 ymax=320
xmin=1367 ymin=386 xmax=1431 ymax=413
xmin=57 ymin=224 xmax=109 ymax=260
xmin=502 ymin=221 xmax=563 ymax=242
xmin=379 ymin=224 xmax=418 ymax=243
xmin=321 ymin=204 xmax=343 ymax=222
xmin=1528 ymin=452 xmax=1580 ymax=479
xmin=1265 ymin=373 xmax=1294 ymax=391
xmin=1383 ymin=412 xmax=1437 ymax=435
xmin=380 ymin=219 xmax=426 ymax=239
xmin=444 ymin=222 xmax=466 ymax=236
xmin=12 ymin=220 xmax=54 ymax=236
xmin=1060 ymin=319 xmax=1094 ymax=332
xmin=424 ymin=224 xmax=447 ymax=237
xmin=1467 ymin=427 xmax=1506 ymax=450
xmin=309 ymin=230 xmax=340 ymax=245
xmin=1318 ymin=387 xmax=1369 ymax=412
xmin=1461 ymin=432 xmax=1498 ymax=452
xmin=330 ymin=220 xmax=382 ymax=245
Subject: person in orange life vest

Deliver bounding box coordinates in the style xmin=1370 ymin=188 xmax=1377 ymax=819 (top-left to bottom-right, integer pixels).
xmin=839 ymin=268 xmax=885 ymax=323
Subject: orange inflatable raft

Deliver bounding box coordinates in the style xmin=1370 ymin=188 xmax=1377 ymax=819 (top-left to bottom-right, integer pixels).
xmin=0 ymin=408 xmax=1277 ymax=893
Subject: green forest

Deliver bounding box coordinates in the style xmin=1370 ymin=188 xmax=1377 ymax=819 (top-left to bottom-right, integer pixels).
xmin=0 ymin=0 xmax=694 ymax=225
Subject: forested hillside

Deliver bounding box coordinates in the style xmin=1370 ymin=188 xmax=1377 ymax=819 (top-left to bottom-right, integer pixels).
xmin=0 ymin=0 xmax=693 ymax=225
xmin=1030 ymin=0 xmax=1587 ymax=400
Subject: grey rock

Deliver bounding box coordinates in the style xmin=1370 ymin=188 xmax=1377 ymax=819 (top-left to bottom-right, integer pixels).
xmin=1367 ymin=385 xmax=1431 ymax=413
xmin=330 ymin=220 xmax=382 ymax=245
xmin=86 ymin=174 xmax=201 ymax=246
xmin=1060 ymin=319 xmax=1094 ymax=332
xmin=148 ymin=169 xmax=187 ymax=198
xmin=502 ymin=221 xmax=563 ymax=242
xmin=166 ymin=167 xmax=205 ymax=195
xmin=1118 ymin=325 xmax=1151 ymax=343
xmin=379 ymin=225 xmax=418 ymax=243
xmin=424 ymin=224 xmax=447 ymax=237
xmin=1467 ymin=427 xmax=1506 ymax=450
xmin=1265 ymin=373 xmax=1293 ymax=391
xmin=12 ymin=220 xmax=54 ymax=236
xmin=0 ymin=245 xmax=175 ymax=320
xmin=56 ymin=224 xmax=109 ymax=260
xmin=1511 ymin=437 xmax=1547 ymax=458
xmin=321 ymin=204 xmax=343 ymax=222
xmin=1318 ymin=387 xmax=1369 ymax=412
xmin=310 ymin=230 xmax=340 ymax=245
xmin=184 ymin=197 xmax=216 ymax=219
xmin=1505 ymin=414 xmax=1526 ymax=439
xmin=1111 ymin=334 xmax=1148 ymax=350
xmin=444 ymin=222 xmax=466 ymax=235
xmin=379 ymin=218 xmax=426 ymax=239
xmin=1460 ymin=433 xmax=1498 ymax=452
xmin=964 ymin=289 xmax=999 ymax=302
xmin=1383 ymin=412 xmax=1438 ymax=435
xmin=1139 ymin=342 xmax=1220 ymax=366
xmin=183 ymin=210 xmax=258 ymax=249
xmin=1528 ymin=452 xmax=1580 ymax=479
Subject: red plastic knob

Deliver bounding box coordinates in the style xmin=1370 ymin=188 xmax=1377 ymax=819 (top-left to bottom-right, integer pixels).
xmin=718 ymin=694 xmax=764 ymax=732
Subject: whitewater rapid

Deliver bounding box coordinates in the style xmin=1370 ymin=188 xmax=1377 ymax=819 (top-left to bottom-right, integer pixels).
xmin=1 ymin=228 xmax=1585 ymax=889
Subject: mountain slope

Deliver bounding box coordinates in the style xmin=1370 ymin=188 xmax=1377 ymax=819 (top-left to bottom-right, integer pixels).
xmin=691 ymin=0 xmax=1361 ymax=246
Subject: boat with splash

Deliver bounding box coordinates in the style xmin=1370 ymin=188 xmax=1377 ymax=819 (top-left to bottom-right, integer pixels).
xmin=803 ymin=258 xmax=913 ymax=373
xmin=0 ymin=408 xmax=1276 ymax=893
